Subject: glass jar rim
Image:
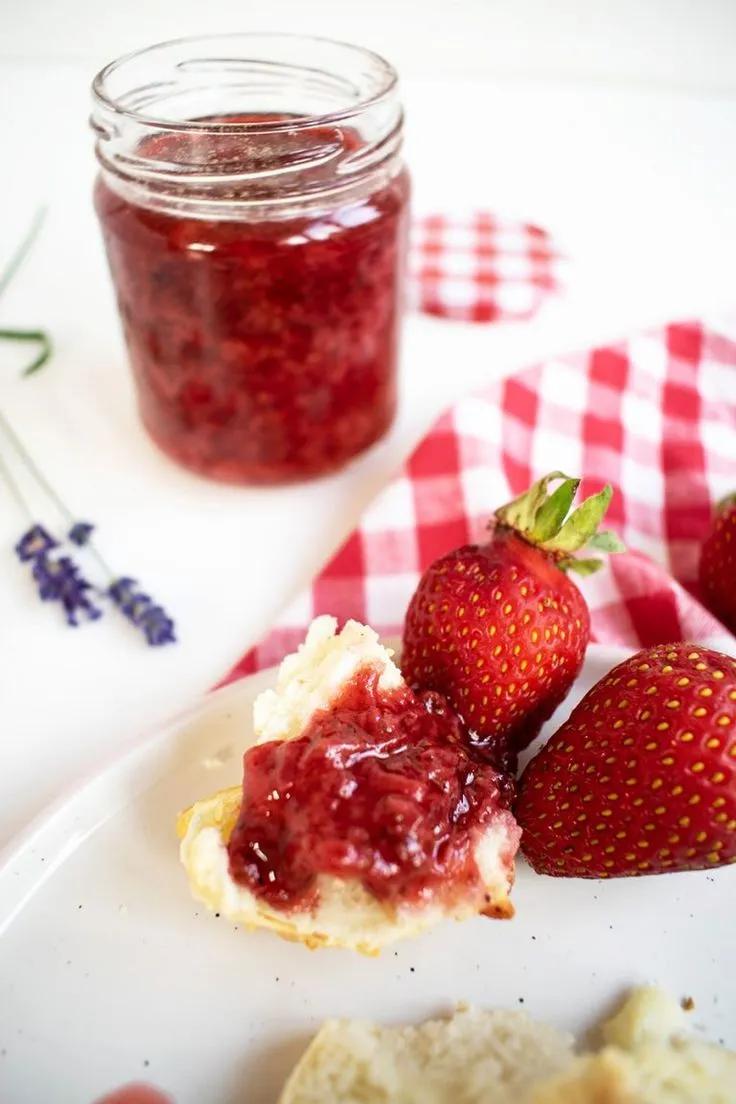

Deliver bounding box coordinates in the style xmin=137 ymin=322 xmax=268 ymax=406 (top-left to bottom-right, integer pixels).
xmin=91 ymin=31 xmax=399 ymax=134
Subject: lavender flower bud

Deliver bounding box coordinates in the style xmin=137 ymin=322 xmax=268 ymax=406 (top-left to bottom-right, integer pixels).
xmin=31 ymin=554 xmax=102 ymax=626
xmin=68 ymin=521 xmax=95 ymax=546
xmin=108 ymin=577 xmax=176 ymax=646
xmin=15 ymin=524 xmax=57 ymax=562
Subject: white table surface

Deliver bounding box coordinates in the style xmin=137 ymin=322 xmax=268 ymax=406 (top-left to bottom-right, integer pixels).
xmin=1 ymin=1 xmax=736 ymax=850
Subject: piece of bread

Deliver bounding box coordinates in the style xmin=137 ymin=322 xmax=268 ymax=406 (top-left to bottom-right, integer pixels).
xmin=178 ymin=616 xmax=519 ymax=954
xmin=278 ymin=1004 xmax=575 ymax=1104
xmin=279 ymin=987 xmax=736 ymax=1104
xmin=530 ymin=986 xmax=736 ymax=1104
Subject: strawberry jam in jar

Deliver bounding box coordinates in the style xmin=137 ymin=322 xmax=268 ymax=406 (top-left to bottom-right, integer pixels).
xmin=91 ymin=35 xmax=408 ymax=483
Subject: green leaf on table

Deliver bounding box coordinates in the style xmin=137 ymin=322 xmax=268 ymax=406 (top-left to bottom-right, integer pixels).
xmin=0 ymin=328 xmax=53 ymax=375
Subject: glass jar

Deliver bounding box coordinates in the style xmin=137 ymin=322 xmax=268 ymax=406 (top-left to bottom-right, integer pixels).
xmin=91 ymin=34 xmax=409 ymax=484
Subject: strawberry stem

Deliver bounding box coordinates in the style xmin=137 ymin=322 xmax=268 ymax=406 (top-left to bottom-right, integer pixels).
xmin=716 ymin=491 xmax=736 ymax=515
xmin=495 ymin=472 xmax=624 ymax=571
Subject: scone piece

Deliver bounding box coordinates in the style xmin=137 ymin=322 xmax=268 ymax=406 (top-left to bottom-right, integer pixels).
xmin=252 ymin=615 xmax=403 ymax=744
xmin=179 ymin=616 xmax=520 ymax=954
xmin=531 ymin=987 xmax=736 ymax=1104
xmin=279 ymin=988 xmax=736 ymax=1104
xmin=279 ymin=1004 xmax=575 ymax=1104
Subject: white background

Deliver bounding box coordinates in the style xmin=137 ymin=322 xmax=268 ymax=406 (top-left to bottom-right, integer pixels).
xmin=1 ymin=0 xmax=735 ymax=848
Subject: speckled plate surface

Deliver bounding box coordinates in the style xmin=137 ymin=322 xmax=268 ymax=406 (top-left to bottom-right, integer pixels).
xmin=1 ymin=643 xmax=734 ymax=1103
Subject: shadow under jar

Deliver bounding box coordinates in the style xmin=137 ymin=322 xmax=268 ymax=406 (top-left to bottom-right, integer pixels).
xmin=91 ymin=34 xmax=409 ymax=484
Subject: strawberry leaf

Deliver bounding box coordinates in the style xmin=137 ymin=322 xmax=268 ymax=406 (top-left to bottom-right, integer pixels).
xmin=560 ymin=557 xmax=604 ymax=576
xmin=529 ymin=478 xmax=580 ymax=542
xmin=495 ymin=471 xmax=570 ymax=534
xmin=588 ymin=529 xmax=626 ymax=553
xmin=494 ymin=472 xmax=624 ymax=570
xmin=543 ymin=485 xmax=613 ymax=553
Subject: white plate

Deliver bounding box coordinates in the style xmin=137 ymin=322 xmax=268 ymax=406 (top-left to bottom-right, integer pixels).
xmin=1 ymin=644 xmax=734 ymax=1103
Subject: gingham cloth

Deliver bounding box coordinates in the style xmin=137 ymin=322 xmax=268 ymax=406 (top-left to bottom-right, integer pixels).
xmin=223 ymin=318 xmax=736 ymax=684
xmin=409 ymin=213 xmax=562 ymax=322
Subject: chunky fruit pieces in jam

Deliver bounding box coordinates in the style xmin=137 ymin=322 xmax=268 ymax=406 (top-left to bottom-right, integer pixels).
xmin=95 ymin=116 xmax=408 ymax=483
xmin=227 ymin=670 xmax=515 ymax=911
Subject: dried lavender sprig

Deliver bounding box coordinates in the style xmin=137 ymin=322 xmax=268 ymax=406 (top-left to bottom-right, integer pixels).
xmin=1 ymin=213 xmax=96 ymax=629
xmin=0 ymin=213 xmax=176 ymax=646
xmin=1 ymin=438 xmax=175 ymax=643
xmin=5 ymin=484 xmax=102 ymax=628
xmin=31 ymin=552 xmax=102 ymax=625
xmin=108 ymin=577 xmax=176 ymax=646
xmin=1 ymin=412 xmax=111 ymax=579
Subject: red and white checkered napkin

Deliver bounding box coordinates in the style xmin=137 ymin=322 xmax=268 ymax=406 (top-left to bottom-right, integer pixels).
xmin=223 ymin=318 xmax=736 ymax=685
xmin=408 ymin=213 xmax=563 ymax=322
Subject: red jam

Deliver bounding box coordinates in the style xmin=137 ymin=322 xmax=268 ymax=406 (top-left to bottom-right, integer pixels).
xmin=95 ymin=116 xmax=409 ymax=483
xmin=227 ymin=670 xmax=515 ymax=911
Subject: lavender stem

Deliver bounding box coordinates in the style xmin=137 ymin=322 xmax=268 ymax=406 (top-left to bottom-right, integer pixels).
xmin=0 ymin=410 xmax=116 ymax=581
xmin=0 ymin=448 xmax=33 ymax=519
xmin=0 ymin=208 xmax=47 ymax=300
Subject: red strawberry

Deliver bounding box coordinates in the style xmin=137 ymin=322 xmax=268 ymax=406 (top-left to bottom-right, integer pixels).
xmin=699 ymin=494 xmax=736 ymax=634
xmin=516 ymin=643 xmax=736 ymax=877
xmin=402 ymin=473 xmax=623 ymax=769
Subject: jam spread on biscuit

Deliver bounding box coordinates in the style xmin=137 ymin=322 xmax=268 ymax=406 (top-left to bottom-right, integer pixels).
xmin=227 ymin=670 xmax=515 ymax=910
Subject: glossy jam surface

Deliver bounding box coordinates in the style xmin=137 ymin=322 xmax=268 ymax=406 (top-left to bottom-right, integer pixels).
xmin=95 ymin=117 xmax=408 ymax=483
xmin=227 ymin=670 xmax=514 ymax=911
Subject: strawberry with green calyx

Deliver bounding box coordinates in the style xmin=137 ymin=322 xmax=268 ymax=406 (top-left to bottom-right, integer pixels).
xmin=401 ymin=473 xmax=624 ymax=771
xmin=516 ymin=643 xmax=736 ymax=878
xmin=699 ymin=493 xmax=736 ymax=635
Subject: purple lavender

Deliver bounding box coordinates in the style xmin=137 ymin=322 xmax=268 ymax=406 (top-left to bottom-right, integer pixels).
xmin=15 ymin=523 xmax=100 ymax=625
xmin=108 ymin=577 xmax=176 ymax=646
xmin=68 ymin=521 xmax=95 ymax=546
xmin=31 ymin=553 xmax=102 ymax=625
xmin=15 ymin=523 xmax=57 ymax=561
xmin=12 ymin=524 xmax=176 ymax=644
xmin=3 ymin=214 xmax=176 ymax=646
xmin=6 ymin=459 xmax=176 ymax=644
